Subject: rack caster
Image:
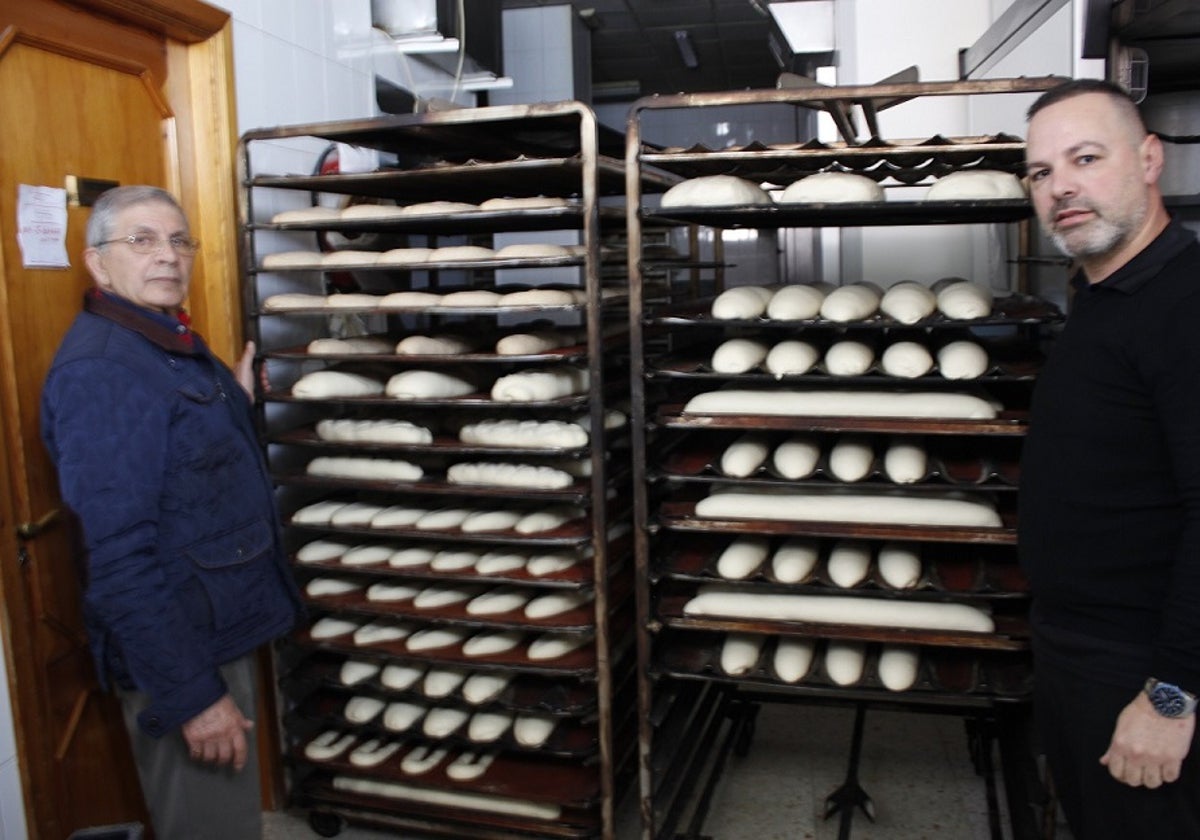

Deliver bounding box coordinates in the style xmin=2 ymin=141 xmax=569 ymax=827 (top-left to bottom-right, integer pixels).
xmin=308 ymin=810 xmax=345 ymax=837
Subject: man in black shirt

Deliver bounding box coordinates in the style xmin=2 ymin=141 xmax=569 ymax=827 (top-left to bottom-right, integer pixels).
xmin=1019 ymin=78 xmax=1200 ymax=837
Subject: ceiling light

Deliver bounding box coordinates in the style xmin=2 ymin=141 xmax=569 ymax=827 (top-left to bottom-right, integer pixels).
xmin=674 ymin=29 xmax=699 ymax=69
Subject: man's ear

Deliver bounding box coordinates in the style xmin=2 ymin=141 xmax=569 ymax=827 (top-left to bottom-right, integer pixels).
xmin=1142 ymin=132 xmax=1165 ymax=185
xmin=83 ymin=247 xmax=110 ymax=289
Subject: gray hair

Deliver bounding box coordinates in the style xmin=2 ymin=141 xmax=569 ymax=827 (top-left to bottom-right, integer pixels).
xmin=87 ymin=186 xmax=187 ymax=247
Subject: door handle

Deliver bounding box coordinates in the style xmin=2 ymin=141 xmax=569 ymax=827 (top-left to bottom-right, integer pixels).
xmin=17 ymin=508 xmax=61 ymax=540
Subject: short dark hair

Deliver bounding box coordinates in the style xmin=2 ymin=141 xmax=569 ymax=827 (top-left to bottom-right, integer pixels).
xmin=1026 ymin=78 xmax=1146 ymax=134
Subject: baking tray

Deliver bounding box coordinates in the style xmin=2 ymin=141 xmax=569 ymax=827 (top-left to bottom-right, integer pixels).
xmin=642 ymin=199 xmax=1033 ymax=229
xmin=277 ymin=473 xmax=593 ymax=505
xmin=253 ymin=204 xmax=608 ymax=236
xmin=654 ymin=403 xmax=1029 ymax=437
xmin=287 ymin=517 xmax=596 ymax=549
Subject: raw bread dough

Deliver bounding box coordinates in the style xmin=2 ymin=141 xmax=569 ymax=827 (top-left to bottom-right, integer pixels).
xmin=491 ymin=366 xmax=588 ymax=402
xmin=305 ymin=578 xmax=361 ymax=597
xmin=379 ymin=291 xmax=443 ymax=308
xmin=934 ymin=279 xmax=994 ymax=320
xmin=824 ymin=641 xmax=867 ymax=686
xmin=461 ymin=510 xmax=524 ymax=533
xmin=828 ymin=436 xmax=875 ymax=482
xmin=660 ymin=174 xmax=773 ymax=208
xmin=880 ymin=341 xmax=935 ymax=379
xmin=770 ymin=538 xmax=820 ymax=583
xmin=344 ymin=696 xmax=385 ymax=724
xmin=695 ymin=487 xmax=1003 ymax=528
xmin=683 ymin=585 xmax=995 ymax=632
xmin=765 ymin=340 xmax=820 ymax=377
xmin=406 ymin=627 xmax=470 ymax=651
xmin=499 ymin=288 xmax=585 ymax=306
xmin=495 ymin=243 xmax=573 ymax=260
xmin=389 ymin=547 xmax=437 ymax=567
xmin=429 ymin=245 xmax=495 ymax=262
xmin=925 ymin=169 xmax=1025 ymax=201
xmin=329 ymin=776 xmax=563 ymax=820
xmin=383 ymin=701 xmax=427 ymax=732
xmin=720 ymin=632 xmax=765 ymax=676
xmin=462 ymin=630 xmax=524 ymax=657
xmin=339 ymin=660 xmax=380 ymax=686
xmin=261 ymin=292 xmax=328 ymax=311
xmin=711 ymin=285 xmax=775 ymax=320
xmin=352 ymin=622 xmax=411 ymax=646
xmin=772 ymin=435 xmax=821 ymax=480
xmin=329 ymin=502 xmax=387 ymax=526
xmin=261 ymin=252 xmax=324 ymax=270
xmin=395 ymin=334 xmax=478 ymax=355
xmin=468 ymin=712 xmax=514 ymax=742
xmin=306 ymin=456 xmax=422 ymax=481
xmin=877 ymin=645 xmax=921 ymax=691
xmin=820 ymin=283 xmax=882 ymax=322
xmin=316 ymin=419 xmax=433 ymax=445
xmin=341 ymin=542 xmax=394 ymax=565
xmin=515 ymin=505 xmax=586 ymax=534
xmin=937 ymin=340 xmax=989 ymax=380
xmin=416 ymin=508 xmax=472 ymax=531
xmin=310 ymin=617 xmax=359 ymax=639
xmin=400 ymin=200 xmax=478 ymax=215
xmin=380 ymin=664 xmax=425 ymax=691
xmin=412 ymin=585 xmax=479 ymax=610
xmin=513 ymin=713 xmax=558 ymax=747
xmin=711 ymin=338 xmax=769 ymax=374
xmin=716 ymin=536 xmax=771 ymax=580
xmin=401 ymin=745 xmax=449 ymax=775
xmin=304 ymin=731 xmax=356 ymax=761
xmin=526 ymin=632 xmax=592 ymax=660
xmin=271 ymin=206 xmax=341 ymax=224
xmin=495 ymin=331 xmax=578 ymax=356
xmin=462 ymin=673 xmax=513 ymax=705
xmin=339 ymin=203 xmax=406 ymax=220
xmin=475 ymin=551 xmax=530 ymax=575
xmin=880 ymin=281 xmax=937 ymax=324
xmin=440 ymin=289 xmax=504 ymax=307
xmin=524 ymin=590 xmax=592 ymax=619
xmin=422 ymin=708 xmax=469 ymax=738
xmin=526 ymin=552 xmax=579 ymax=576
xmin=467 ymin=587 xmax=532 ymax=616
xmin=774 ymin=637 xmax=816 ymax=683
xmin=295 ymin=540 xmax=350 ymax=564
xmin=826 ymin=540 xmax=872 ymax=588
xmin=719 ymin=433 xmax=771 ymax=478
xmin=370 ymin=506 xmax=429 ymax=529
xmin=348 ymin=739 xmax=401 ymax=768
xmin=377 ymin=248 xmax=434 ymax=265
xmin=780 ymin=172 xmax=885 ymax=203
xmin=446 ymin=752 xmax=497 ymax=781
xmin=292 ymin=371 xmax=385 ymax=398
xmin=683 ymin=389 xmax=1000 ymax=419
xmin=385 ymin=369 xmax=475 ymax=399
xmin=479 ymin=196 xmax=569 ymax=211
xmin=307 ymin=337 xmax=391 ymax=355
xmin=766 ymin=284 xmax=830 ymax=321
xmin=422 ymin=668 xmax=469 ymax=698
xmin=447 ymin=462 xmax=574 ymax=490
xmin=877 ymin=543 xmax=922 ymax=589
xmin=292 ymin=501 xmax=347 ymax=525
xmin=883 ymin=439 xmax=927 ymax=484
xmin=366 ymin=582 xmax=421 ymax=602
xmin=459 ymin=418 xmax=589 ymax=449
xmin=824 ymin=341 xmax=875 ymax=376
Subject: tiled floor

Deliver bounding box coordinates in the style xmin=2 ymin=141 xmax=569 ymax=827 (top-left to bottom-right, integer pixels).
xmin=265 ymin=701 xmax=1063 ymax=839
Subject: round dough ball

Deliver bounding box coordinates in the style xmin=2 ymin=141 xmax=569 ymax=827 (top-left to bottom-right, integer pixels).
xmin=779 ymin=172 xmax=885 ymax=204
xmin=765 ymin=340 xmax=819 ymax=377
xmin=771 ymin=537 xmax=820 ymax=583
xmin=925 ymin=169 xmax=1025 ymax=201
xmin=766 ymin=284 xmax=829 ymax=321
xmin=716 ymin=536 xmax=771 ymax=580
xmin=877 ymin=542 xmax=923 ymax=589
xmin=820 ymin=283 xmax=882 ymax=322
xmin=719 ymin=433 xmax=771 ymax=478
xmin=660 ymin=174 xmax=773 ymax=208
xmin=877 ymin=645 xmax=921 ymax=691
xmin=772 ymin=435 xmax=821 ymax=480
xmin=880 ymin=341 xmax=934 ymax=379
xmin=827 ymin=436 xmax=875 ymax=482
xmin=935 ymin=279 xmax=994 ymax=320
xmin=880 ymin=281 xmax=937 ymax=324
xmin=937 ymin=340 xmax=989 ymax=380
xmin=711 ymin=285 xmax=774 ymax=320
xmin=824 ymin=341 xmax=875 ymax=376
xmin=826 ymin=540 xmax=872 ymax=588
xmin=883 ymin=439 xmax=928 ymax=484
xmin=711 ymin=338 xmax=770 ymax=374
xmin=824 ymin=641 xmax=867 ymax=686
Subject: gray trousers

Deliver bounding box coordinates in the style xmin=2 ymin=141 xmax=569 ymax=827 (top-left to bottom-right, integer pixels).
xmin=119 ymin=653 xmax=263 ymax=840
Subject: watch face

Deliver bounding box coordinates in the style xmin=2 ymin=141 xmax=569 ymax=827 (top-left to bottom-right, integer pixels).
xmin=1150 ymin=683 xmax=1190 ymax=717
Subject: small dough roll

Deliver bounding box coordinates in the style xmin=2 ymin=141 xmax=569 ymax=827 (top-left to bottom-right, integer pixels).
xmin=877 ymin=542 xmax=922 ymax=589
xmin=385 ymin=369 xmax=475 ymax=399
xmin=495 ymin=331 xmax=577 ymax=356
xmin=513 ymin=713 xmax=558 ymax=747
xmin=380 ymin=664 xmax=425 ymax=691
xmin=711 ymin=285 xmax=775 ymax=320
xmin=925 ymin=169 xmax=1025 ymax=201
xmin=369 ymin=506 xmax=428 ymax=529
xmin=261 ymin=251 xmax=324 ymax=270
xmin=772 ymin=435 xmax=821 ymax=480
xmin=660 ymin=174 xmax=773 ymax=208
xmin=377 ymin=247 xmax=434 ymax=265
xmin=826 ymin=540 xmax=872 ymax=588
xmin=524 ymin=590 xmax=593 ymax=619
xmin=462 ymin=673 xmax=513 ymax=705
xmin=491 ymin=366 xmax=588 ymax=402
xmin=937 ymin=340 xmax=989 ymax=380
xmin=820 ymin=283 xmax=882 ymax=322
xmin=765 ymin=340 xmax=819 ymax=377
xmin=771 ymin=537 xmax=820 ymax=583
xmin=720 ymin=632 xmax=765 ymax=676
xmin=880 ymin=281 xmax=937 ymax=325
xmin=395 ymin=334 xmax=477 ymax=355
xmin=773 ymin=637 xmax=816 ymax=683
xmin=716 ymin=536 xmax=772 ymax=580
xmin=711 ymin=338 xmax=769 ymax=374
xmin=827 ymin=436 xmax=875 ymax=483
xmin=824 ymin=641 xmax=867 ymax=686
xmin=719 ymin=433 xmax=771 ymax=478
xmin=468 ymin=712 xmax=514 ymax=743
xmin=779 ymin=172 xmax=884 ymax=204
xmin=880 ymin=341 xmax=934 ymax=379
xmin=766 ymin=284 xmax=830 ymax=321
xmin=824 ymin=341 xmax=875 ymax=377
xmin=877 ymin=645 xmax=921 ymax=691
xmin=422 ymin=668 xmax=468 ymax=698
xmin=292 ymin=371 xmax=384 ymax=398
xmin=934 ymin=279 xmax=994 ymax=320
xmin=883 ymin=439 xmax=927 ymax=484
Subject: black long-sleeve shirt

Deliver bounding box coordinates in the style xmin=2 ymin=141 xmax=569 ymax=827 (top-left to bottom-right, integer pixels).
xmin=1019 ymin=219 xmax=1200 ymax=692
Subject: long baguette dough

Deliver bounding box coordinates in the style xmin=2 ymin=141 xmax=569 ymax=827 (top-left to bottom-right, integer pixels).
xmin=292 ymin=371 xmax=385 ymax=398
xmin=683 ymin=586 xmax=995 ymax=632
xmin=292 ymin=501 xmax=348 ymax=525
xmin=515 ymin=505 xmax=586 ymax=534
xmin=934 ymin=278 xmax=994 ymax=320
xmin=307 ymin=337 xmax=391 ymax=355
xmin=524 ymin=590 xmax=592 ymax=619
xmin=461 ymin=510 xmax=523 ymax=533
xmin=684 ymin=389 xmax=999 ymax=419
xmin=306 ymin=456 xmax=422 ymax=481
xmin=330 ymin=775 xmax=563 ymax=820
xmin=315 ymin=419 xmax=433 ymax=444
xmin=476 ymin=551 xmax=530 ymax=575
xmin=696 ymin=487 xmax=1002 ymax=527
xmin=720 ymin=632 xmax=765 ymax=676
xmin=395 ymin=334 xmax=478 ymax=356
xmin=459 ymin=418 xmax=589 ymax=449
xmin=527 ymin=632 xmax=592 ymax=660
xmin=447 ymin=462 xmax=574 ymax=490
xmin=462 ymin=630 xmax=524 ymax=657
xmin=386 ymin=370 xmax=475 ymax=399
xmin=495 ymin=330 xmax=578 ymax=356
xmin=295 ymin=540 xmax=350 ymax=564
xmin=766 ymin=284 xmax=829 ymax=321
xmin=261 ymin=292 xmax=327 ymax=310
xmin=340 ymin=545 xmax=394 ymax=567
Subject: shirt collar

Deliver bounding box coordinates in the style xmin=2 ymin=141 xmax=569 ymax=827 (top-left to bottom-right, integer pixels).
xmin=1071 ymin=218 xmax=1197 ymax=295
xmin=83 ymin=289 xmax=204 ymax=356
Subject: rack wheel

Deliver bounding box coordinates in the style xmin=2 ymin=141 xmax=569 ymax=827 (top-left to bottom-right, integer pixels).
xmin=308 ymin=810 xmax=344 ymax=837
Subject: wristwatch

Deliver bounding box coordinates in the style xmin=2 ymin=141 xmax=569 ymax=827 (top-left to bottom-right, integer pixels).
xmin=1143 ymin=678 xmax=1198 ymax=718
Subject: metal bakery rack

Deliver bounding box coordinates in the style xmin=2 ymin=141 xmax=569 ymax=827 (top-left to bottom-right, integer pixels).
xmin=237 ymin=101 xmax=666 ymax=839
xmin=625 ymin=77 xmax=1067 ymax=840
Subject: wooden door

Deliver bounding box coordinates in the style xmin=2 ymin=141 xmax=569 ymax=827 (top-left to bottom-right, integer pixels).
xmin=0 ymin=2 xmax=240 ymax=836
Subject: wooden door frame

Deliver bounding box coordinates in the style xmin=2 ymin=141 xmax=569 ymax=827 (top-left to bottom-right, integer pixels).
xmin=0 ymin=1 xmax=272 ymax=833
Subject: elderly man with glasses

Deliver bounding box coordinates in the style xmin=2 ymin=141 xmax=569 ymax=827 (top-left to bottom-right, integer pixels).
xmin=40 ymin=185 xmax=302 ymax=839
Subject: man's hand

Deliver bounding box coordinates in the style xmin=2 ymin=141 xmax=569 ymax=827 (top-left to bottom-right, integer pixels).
xmin=1100 ymin=691 xmax=1194 ymax=788
xmin=181 ymin=694 xmax=254 ymax=771
xmin=234 ymin=341 xmax=259 ymax=401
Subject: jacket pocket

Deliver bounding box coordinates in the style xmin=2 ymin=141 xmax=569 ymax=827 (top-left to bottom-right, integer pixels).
xmin=181 ymin=518 xmax=275 ymax=630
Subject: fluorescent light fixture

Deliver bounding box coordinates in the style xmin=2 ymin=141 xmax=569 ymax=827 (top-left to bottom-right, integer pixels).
xmin=674 ymin=30 xmax=699 ymax=69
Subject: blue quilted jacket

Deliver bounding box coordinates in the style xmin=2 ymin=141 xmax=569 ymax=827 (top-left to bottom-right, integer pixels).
xmin=41 ymin=291 xmax=302 ymax=737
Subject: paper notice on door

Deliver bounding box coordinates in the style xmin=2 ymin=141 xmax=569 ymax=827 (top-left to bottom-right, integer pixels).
xmin=17 ymin=184 xmax=70 ymax=269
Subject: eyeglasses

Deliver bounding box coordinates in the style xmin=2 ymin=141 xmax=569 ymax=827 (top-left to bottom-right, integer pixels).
xmin=95 ymin=233 xmax=200 ymax=257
